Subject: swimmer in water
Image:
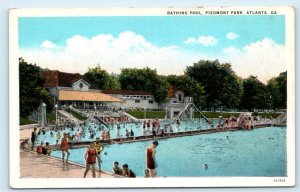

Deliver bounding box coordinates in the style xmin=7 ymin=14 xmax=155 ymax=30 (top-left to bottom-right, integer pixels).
xmin=203 ymin=164 xmax=208 ymax=170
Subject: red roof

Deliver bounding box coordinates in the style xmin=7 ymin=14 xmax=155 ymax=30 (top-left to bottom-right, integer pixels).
xmin=102 ymin=89 xmax=152 ymax=95
xmin=42 ymin=70 xmax=93 ymax=88
xmin=168 ymin=85 xmax=180 ymax=98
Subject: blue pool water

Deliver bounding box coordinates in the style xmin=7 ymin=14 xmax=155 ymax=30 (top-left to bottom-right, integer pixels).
xmin=35 ymin=119 xmax=216 ymax=145
xmin=51 ymin=127 xmax=286 ymax=177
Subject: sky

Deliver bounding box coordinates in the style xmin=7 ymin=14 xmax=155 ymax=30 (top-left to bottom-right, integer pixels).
xmin=18 ymin=15 xmax=286 ymax=83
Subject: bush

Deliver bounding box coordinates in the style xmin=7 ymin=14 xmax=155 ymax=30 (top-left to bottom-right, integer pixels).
xmin=20 ymin=117 xmax=36 ymax=125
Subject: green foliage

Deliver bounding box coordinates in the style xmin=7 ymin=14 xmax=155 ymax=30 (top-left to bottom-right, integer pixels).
xmin=267 ymin=71 xmax=287 ymax=110
xmin=84 ymin=65 xmax=120 ymax=90
xmin=46 ymin=113 xmax=56 ymax=122
xmin=255 ymin=112 xmax=281 ymax=118
xmin=185 ymin=60 xmax=243 ymax=109
xmin=19 ymin=58 xmax=54 ymax=117
xmin=194 ymin=112 xmax=241 ymax=118
xmin=126 ymin=110 xmax=165 ymax=119
xmin=167 ymin=75 xmax=206 ymax=107
xmin=70 ymin=111 xmax=88 ymax=121
xmin=195 ymin=112 xmax=280 ymax=118
xmin=241 ymin=76 xmax=272 ymax=111
xmin=166 ymin=75 xmax=179 ymax=85
xmin=126 ymin=110 xmax=280 ymax=119
xmin=119 ymin=67 xmax=168 ymax=104
xmin=20 ymin=117 xmax=36 ymax=125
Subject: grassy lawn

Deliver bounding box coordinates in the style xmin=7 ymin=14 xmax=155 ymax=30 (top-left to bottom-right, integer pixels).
xmin=20 ymin=117 xmax=36 ymax=125
xmin=194 ymin=112 xmax=241 ymax=118
xmin=253 ymin=112 xmax=281 ymax=118
xmin=194 ymin=112 xmax=281 ymax=118
xmin=47 ymin=113 xmax=56 ymax=122
xmin=126 ymin=110 xmax=166 ymax=119
xmin=70 ymin=111 xmax=88 ymax=121
xmin=127 ymin=110 xmax=282 ymax=119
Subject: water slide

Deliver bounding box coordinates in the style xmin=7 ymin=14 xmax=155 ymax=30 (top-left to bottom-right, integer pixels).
xmin=57 ymin=110 xmax=81 ymax=123
xmin=170 ymin=103 xmax=209 ymax=124
xmin=93 ymin=115 xmax=109 ymax=127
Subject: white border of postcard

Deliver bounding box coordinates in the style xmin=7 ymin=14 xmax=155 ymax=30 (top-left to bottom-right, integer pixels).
xmin=9 ymin=7 xmax=295 ymax=188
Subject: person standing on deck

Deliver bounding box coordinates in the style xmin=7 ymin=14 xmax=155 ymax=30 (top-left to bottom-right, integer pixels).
xmin=143 ymin=126 xmax=147 ymax=136
xmin=146 ymin=120 xmax=150 ymax=133
xmin=146 ymin=141 xmax=159 ymax=177
xmin=60 ymin=132 xmax=70 ymax=163
xmin=116 ymin=123 xmax=121 ymax=138
xmin=31 ymin=128 xmax=37 ymax=151
xmin=95 ymin=137 xmax=104 ymax=171
xmin=176 ymin=119 xmax=180 ymax=132
xmin=83 ymin=142 xmax=100 ymax=178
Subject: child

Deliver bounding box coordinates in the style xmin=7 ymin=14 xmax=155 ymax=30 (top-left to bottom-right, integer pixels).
xmin=45 ymin=142 xmax=52 ymax=155
xmin=122 ymin=164 xmax=136 ymax=178
xmin=113 ymin=161 xmax=123 ymax=175
xmin=144 ymin=169 xmax=150 ymax=178
xmin=56 ymin=132 xmax=61 ymax=145
xmin=36 ymin=141 xmax=44 ymax=154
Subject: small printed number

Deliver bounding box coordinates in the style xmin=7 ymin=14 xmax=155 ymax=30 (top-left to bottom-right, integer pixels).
xmin=274 ymin=178 xmax=285 ymax=182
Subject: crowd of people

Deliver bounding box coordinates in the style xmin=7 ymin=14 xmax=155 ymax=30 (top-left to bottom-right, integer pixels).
xmin=110 ymin=140 xmax=159 ymax=178
xmin=216 ymin=114 xmax=274 ymax=131
xmin=28 ymin=124 xmax=160 ymax=178
xmin=25 ymin=111 xmax=276 ymax=178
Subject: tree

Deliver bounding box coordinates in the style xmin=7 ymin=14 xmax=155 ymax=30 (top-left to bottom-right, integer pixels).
xmin=84 ymin=65 xmax=120 ymax=90
xmin=152 ymin=76 xmax=169 ymax=105
xmin=185 ymin=60 xmax=242 ymax=109
xmin=119 ymin=67 xmax=168 ymax=104
xmin=19 ymin=58 xmax=53 ymax=117
xmin=167 ymin=75 xmax=206 ymax=107
xmin=241 ymin=76 xmax=272 ymax=111
xmin=267 ymin=71 xmax=287 ymax=110
xmin=166 ymin=74 xmax=180 ymax=85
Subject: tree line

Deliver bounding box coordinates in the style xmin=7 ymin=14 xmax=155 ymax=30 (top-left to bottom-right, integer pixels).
xmin=83 ymin=60 xmax=287 ymax=111
xmin=19 ymin=58 xmax=287 ymax=118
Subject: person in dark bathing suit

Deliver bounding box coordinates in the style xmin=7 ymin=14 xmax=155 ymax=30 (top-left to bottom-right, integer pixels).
xmin=122 ymin=164 xmax=136 ymax=178
xmin=146 ymin=141 xmax=159 ymax=177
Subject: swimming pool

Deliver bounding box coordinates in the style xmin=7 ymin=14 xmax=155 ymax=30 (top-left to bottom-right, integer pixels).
xmin=35 ymin=119 xmax=216 ymax=145
xmin=51 ymin=126 xmax=286 ymax=177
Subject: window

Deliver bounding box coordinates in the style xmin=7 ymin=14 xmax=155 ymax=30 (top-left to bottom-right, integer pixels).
xmin=149 ymin=100 xmax=153 ymax=104
xmin=135 ymin=100 xmax=140 ymax=103
xmin=79 ymin=82 xmax=83 ymax=88
xmin=178 ymin=94 xmax=182 ymax=102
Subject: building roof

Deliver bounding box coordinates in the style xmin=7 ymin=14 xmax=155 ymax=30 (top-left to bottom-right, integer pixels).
xmin=58 ymin=90 xmax=122 ymax=102
xmin=101 ymin=89 xmax=152 ymax=96
xmin=42 ymin=70 xmax=93 ymax=88
xmin=168 ymin=85 xmax=181 ymax=98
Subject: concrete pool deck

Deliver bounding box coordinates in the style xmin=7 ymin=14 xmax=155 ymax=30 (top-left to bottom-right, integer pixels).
xmin=20 ymin=150 xmax=120 ymax=178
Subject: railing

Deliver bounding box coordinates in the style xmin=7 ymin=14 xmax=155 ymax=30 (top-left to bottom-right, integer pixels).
xmin=170 ymin=103 xmax=209 ymax=124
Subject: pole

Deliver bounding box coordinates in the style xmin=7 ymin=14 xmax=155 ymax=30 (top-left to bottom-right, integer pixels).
xmin=70 ymin=105 xmax=72 ymax=122
xmin=165 ymin=107 xmax=167 ymax=119
xmin=41 ymin=103 xmax=46 ymax=127
xmin=55 ymin=104 xmax=58 ymax=125
xmin=144 ymin=108 xmax=146 ymax=119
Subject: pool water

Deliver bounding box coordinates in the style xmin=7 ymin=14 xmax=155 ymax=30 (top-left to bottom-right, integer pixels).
xmin=51 ymin=127 xmax=286 ymax=177
xmin=35 ymin=119 xmax=216 ymax=145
